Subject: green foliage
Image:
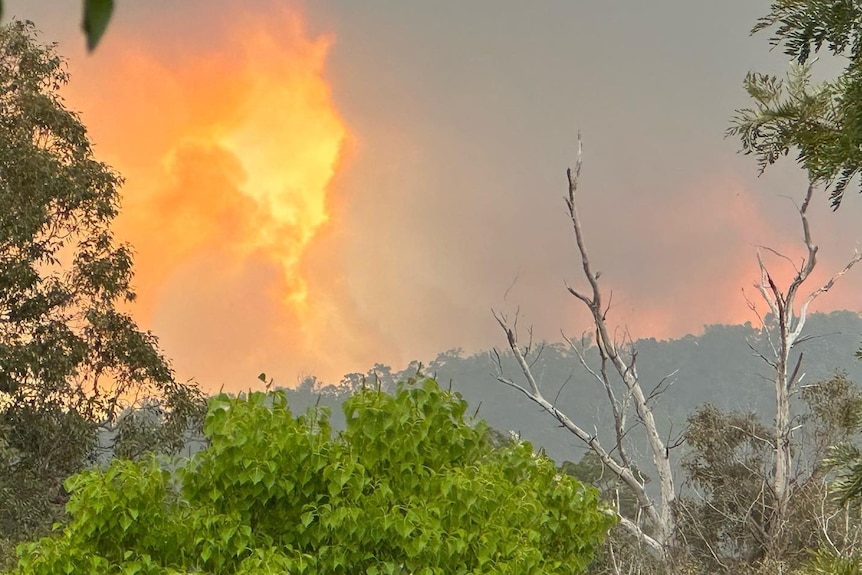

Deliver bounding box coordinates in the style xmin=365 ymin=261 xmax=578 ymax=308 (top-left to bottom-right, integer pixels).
xmin=559 ymin=452 xmax=646 ymax=520
xmin=82 ymin=0 xmax=113 ymax=51
xmin=797 ymin=548 xmax=862 ymax=575
xmin=727 ymin=61 xmax=861 ymax=208
xmin=676 ymin=376 xmax=862 ymax=574
xmin=732 ymin=0 xmax=862 ymax=208
xmin=826 ymin=441 xmax=862 ymax=506
xmin=0 ymin=1 xmax=115 ymax=52
xmin=0 ymin=18 xmax=185 ymax=418
xmin=0 ymin=20 xmax=204 ymax=559
xmin=4 ymin=378 xmax=615 ymax=575
xmin=799 ymin=378 xmax=862 ymax=575
xmin=678 ymin=404 xmax=777 ymax=568
xmin=822 ymin=375 xmax=862 ymax=506
xmin=752 ymin=1 xmax=862 ymax=65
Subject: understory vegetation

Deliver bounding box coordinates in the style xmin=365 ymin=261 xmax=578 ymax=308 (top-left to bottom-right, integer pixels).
xmin=4 ymin=379 xmax=614 ymax=575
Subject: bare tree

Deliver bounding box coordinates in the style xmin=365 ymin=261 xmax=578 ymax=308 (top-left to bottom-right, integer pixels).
xmin=491 ymin=133 xmax=862 ymax=572
xmin=491 ymin=136 xmax=680 ymax=564
xmin=743 ymin=183 xmax=862 ymax=561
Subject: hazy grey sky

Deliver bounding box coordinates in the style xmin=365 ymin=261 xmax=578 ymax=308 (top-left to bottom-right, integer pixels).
xmin=9 ymin=1 xmax=861 ymax=389
xmin=313 ymin=2 xmax=861 ymax=356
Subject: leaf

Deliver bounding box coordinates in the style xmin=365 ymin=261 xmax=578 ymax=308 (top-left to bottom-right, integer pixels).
xmin=250 ymin=466 xmax=265 ymax=485
xmin=82 ymin=0 xmax=114 ymax=51
xmin=258 ymin=372 xmax=267 ymax=382
xmin=301 ymin=510 xmax=315 ymax=528
xmin=8 ymin=382 xmax=613 ymax=574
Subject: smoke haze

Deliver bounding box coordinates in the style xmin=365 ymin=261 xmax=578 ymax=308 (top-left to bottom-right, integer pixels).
xmin=7 ymin=1 xmax=860 ymax=390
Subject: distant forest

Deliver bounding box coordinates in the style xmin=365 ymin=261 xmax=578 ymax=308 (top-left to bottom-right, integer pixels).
xmin=274 ymin=310 xmax=862 ymax=466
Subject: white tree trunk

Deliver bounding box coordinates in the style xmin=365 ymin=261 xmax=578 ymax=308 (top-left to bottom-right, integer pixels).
xmin=750 ymin=183 xmax=861 ymax=559
xmin=493 ymin=136 xmax=678 ymax=563
xmin=493 ymin=150 xmax=862 ymax=568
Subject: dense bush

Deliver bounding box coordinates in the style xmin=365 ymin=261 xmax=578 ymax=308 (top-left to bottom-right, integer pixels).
xmin=5 ymin=378 xmax=613 ymax=575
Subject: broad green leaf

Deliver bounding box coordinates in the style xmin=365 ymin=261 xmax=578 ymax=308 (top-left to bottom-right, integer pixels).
xmin=82 ymin=0 xmax=113 ymax=51
xmin=7 ymin=379 xmax=612 ymax=574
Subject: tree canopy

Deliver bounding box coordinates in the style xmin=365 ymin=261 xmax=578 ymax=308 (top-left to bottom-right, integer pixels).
xmin=730 ymin=0 xmax=862 ymax=209
xmin=0 ymin=19 xmax=203 ymax=559
xmin=3 ymin=379 xmax=614 ymax=575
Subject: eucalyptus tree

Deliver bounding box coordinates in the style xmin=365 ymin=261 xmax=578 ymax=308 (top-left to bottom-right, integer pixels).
xmin=495 ymin=1 xmax=862 ymax=563
xmin=730 ymin=0 xmax=862 ymax=210
xmin=0 ymin=20 xmax=203 ymax=559
xmin=729 ymin=2 xmax=862 ymax=564
xmin=677 ymin=375 xmax=862 ymax=574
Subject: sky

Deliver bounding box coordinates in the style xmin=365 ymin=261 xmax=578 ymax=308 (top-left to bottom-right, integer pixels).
xmin=6 ymin=1 xmax=862 ymax=392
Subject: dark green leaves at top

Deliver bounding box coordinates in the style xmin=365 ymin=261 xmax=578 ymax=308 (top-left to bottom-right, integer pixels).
xmin=0 ymin=1 xmax=114 ymax=52
xmin=729 ymin=59 xmax=862 ymax=209
xmin=736 ymin=0 xmax=862 ymax=208
xmin=82 ymin=0 xmax=113 ymax=52
xmin=752 ymin=0 xmax=862 ymax=64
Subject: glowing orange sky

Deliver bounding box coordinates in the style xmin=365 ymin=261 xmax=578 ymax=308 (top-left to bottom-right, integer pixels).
xmin=58 ymin=5 xmax=398 ymax=390
xmin=29 ymin=1 xmax=858 ymax=392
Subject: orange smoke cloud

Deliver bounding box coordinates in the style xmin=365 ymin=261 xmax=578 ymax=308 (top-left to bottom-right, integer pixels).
xmin=590 ymin=174 xmax=861 ymax=342
xmin=61 ymin=5 xmax=390 ymax=390
xmin=567 ymin=175 xmax=791 ymax=341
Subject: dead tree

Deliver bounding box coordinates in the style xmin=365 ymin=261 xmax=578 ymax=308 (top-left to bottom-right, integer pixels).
xmin=492 ymin=136 xmax=679 ymax=563
xmin=744 ymin=183 xmax=861 ymax=561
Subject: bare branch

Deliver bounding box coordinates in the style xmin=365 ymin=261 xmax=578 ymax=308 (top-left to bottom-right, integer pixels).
xmin=491 ymin=360 xmax=662 ymax=530
xmin=551 ymin=368 xmax=574 ymax=407
xmin=793 ymin=331 xmax=841 ymax=346
xmin=787 ymin=352 xmax=804 ymax=390
xmin=744 ymin=287 xmax=779 ymax=359
xmin=493 ymin=310 xmax=541 ymax=397
xmin=618 ymin=516 xmax=665 ymax=559
xmin=755 ymin=244 xmax=799 ymax=273
xmin=528 ymin=340 xmax=545 ymax=369
xmin=494 ymin=135 xmax=677 ymax=560
xmin=646 ymin=369 xmax=679 ymax=406
xmin=793 ymin=248 xmax=862 ymax=342
xmin=755 ymin=251 xmax=783 ymax=318
xmin=746 ymin=337 xmax=778 ymax=369
xmin=748 ymin=182 xmax=861 ymax=560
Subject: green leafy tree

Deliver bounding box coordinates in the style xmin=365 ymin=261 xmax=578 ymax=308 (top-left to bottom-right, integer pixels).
xmin=727 ymin=5 xmax=862 ymax=572
xmin=4 ymin=378 xmax=615 ymax=575
xmin=559 ymin=452 xmax=647 ymax=521
xmin=826 ymin=372 xmax=862 ymax=508
xmin=678 ymin=375 xmax=862 ymax=574
xmin=799 ymin=374 xmax=862 ymax=575
xmin=0 ymin=20 xmax=203 ymax=562
xmin=729 ymin=0 xmax=862 ymax=209
xmin=678 ymin=405 xmax=778 ymax=570
xmin=737 ymin=11 xmax=862 ymax=569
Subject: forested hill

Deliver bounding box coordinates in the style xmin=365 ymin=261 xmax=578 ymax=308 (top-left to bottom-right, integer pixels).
xmin=282 ymin=310 xmax=862 ymax=464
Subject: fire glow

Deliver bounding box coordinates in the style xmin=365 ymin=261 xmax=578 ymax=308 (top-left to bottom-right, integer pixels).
xmin=63 ymin=6 xmax=357 ymax=388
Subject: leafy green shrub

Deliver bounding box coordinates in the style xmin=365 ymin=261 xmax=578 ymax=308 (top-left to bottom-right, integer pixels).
xmin=5 ymin=378 xmax=614 ymax=575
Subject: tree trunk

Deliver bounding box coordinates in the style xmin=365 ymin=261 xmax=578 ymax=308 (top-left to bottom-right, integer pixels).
xmin=751 ymin=183 xmax=861 ymax=562
xmin=493 ymin=137 xmax=680 ymax=566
